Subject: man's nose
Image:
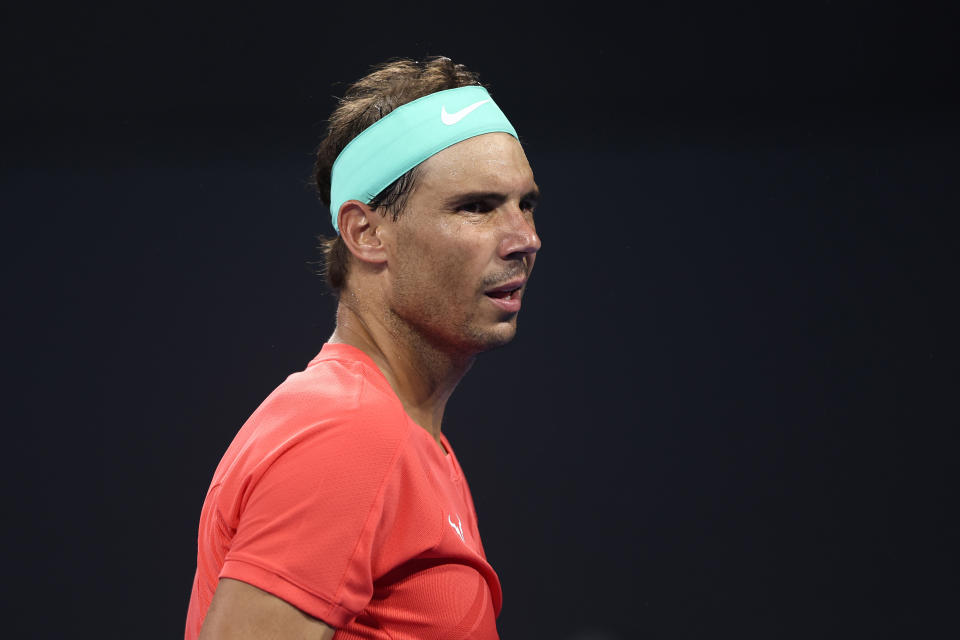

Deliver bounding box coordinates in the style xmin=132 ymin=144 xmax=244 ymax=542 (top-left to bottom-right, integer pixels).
xmin=498 ymin=206 xmax=541 ymax=260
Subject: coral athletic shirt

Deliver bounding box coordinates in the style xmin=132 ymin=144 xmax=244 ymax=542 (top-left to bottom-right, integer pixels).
xmin=185 ymin=343 xmax=502 ymax=639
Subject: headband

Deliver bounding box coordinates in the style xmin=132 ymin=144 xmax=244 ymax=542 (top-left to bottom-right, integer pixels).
xmin=328 ymin=85 xmax=518 ymax=232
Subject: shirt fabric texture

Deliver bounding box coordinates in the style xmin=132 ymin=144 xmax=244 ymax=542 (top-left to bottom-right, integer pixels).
xmin=185 ymin=343 xmax=502 ymax=639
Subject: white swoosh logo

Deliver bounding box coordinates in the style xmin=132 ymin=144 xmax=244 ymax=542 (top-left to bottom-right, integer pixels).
xmin=448 ymin=514 xmax=465 ymax=542
xmin=440 ymin=99 xmax=490 ymax=125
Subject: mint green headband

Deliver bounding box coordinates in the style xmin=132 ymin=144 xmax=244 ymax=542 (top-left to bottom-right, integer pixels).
xmin=329 ymin=85 xmax=518 ymax=232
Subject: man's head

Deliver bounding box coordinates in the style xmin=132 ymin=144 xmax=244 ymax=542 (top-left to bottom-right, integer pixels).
xmin=314 ymin=57 xmax=483 ymax=291
xmin=314 ymin=57 xmax=540 ymax=355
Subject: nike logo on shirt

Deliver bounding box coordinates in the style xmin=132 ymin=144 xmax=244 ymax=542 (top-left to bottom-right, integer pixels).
xmin=440 ymin=99 xmax=491 ymax=125
xmin=448 ymin=514 xmax=465 ymax=542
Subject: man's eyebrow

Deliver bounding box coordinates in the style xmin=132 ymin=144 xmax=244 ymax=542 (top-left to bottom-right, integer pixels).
xmin=443 ymin=189 xmax=542 ymax=208
xmin=522 ymin=188 xmax=541 ymax=206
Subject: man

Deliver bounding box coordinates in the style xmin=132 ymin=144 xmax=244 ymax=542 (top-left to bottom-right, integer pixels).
xmin=185 ymin=56 xmax=541 ymax=640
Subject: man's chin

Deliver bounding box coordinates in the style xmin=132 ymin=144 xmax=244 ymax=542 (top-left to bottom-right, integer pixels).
xmin=417 ymin=317 xmax=519 ymax=357
xmin=470 ymin=322 xmax=518 ymax=353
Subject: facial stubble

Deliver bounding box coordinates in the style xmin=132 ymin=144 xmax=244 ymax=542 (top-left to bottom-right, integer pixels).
xmin=387 ymin=239 xmax=522 ymax=358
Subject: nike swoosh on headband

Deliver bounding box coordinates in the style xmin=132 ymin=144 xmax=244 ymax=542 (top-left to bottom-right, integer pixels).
xmin=440 ymin=99 xmax=491 ymax=125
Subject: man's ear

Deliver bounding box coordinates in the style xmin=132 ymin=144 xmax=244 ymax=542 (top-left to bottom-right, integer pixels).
xmin=337 ymin=200 xmax=388 ymax=265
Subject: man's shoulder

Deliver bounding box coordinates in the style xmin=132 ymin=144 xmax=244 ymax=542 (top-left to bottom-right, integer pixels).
xmin=249 ymin=345 xmax=406 ymax=442
xmin=207 ymin=347 xmax=419 ymax=530
xmin=210 ymin=346 xmax=413 ymax=489
xmin=278 ymin=348 xmax=388 ymax=409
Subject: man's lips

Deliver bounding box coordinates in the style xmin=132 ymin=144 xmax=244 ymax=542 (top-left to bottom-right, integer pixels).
xmin=484 ymin=277 xmax=526 ymax=297
xmin=484 ymin=278 xmax=526 ymax=312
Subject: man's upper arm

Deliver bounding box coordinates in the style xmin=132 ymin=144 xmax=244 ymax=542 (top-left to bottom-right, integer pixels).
xmin=199 ymin=578 xmax=336 ymax=640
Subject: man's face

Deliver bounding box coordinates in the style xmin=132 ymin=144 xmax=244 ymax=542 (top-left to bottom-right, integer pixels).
xmin=384 ymin=132 xmax=541 ymax=355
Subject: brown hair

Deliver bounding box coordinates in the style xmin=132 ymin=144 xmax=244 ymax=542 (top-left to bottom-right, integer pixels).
xmin=313 ymin=56 xmax=484 ymax=293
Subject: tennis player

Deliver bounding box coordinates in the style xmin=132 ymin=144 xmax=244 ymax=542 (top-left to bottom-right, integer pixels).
xmin=185 ymin=56 xmax=541 ymax=640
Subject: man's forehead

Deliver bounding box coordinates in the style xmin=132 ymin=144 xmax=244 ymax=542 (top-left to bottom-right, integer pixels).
xmin=419 ymin=132 xmax=534 ymax=191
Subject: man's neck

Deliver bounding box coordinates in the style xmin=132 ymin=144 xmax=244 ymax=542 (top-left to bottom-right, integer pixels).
xmin=328 ymin=299 xmax=473 ymax=445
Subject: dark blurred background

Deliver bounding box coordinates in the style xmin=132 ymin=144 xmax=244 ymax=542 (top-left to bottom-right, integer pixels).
xmin=3 ymin=1 xmax=957 ymax=638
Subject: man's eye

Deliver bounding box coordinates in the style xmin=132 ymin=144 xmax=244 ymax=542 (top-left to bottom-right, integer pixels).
xmin=460 ymin=201 xmax=491 ymax=214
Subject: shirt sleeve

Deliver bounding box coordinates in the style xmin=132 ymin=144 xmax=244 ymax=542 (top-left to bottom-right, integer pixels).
xmin=218 ymin=403 xmax=410 ymax=628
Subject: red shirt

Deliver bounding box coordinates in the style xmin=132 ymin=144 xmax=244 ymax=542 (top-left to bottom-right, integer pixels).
xmin=185 ymin=343 xmax=502 ymax=639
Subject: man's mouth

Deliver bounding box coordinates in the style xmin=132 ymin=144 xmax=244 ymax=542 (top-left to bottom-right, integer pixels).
xmin=484 ymin=278 xmax=525 ymax=299
xmin=483 ymin=279 xmax=525 ymax=312
xmin=485 ymin=287 xmax=521 ymax=300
